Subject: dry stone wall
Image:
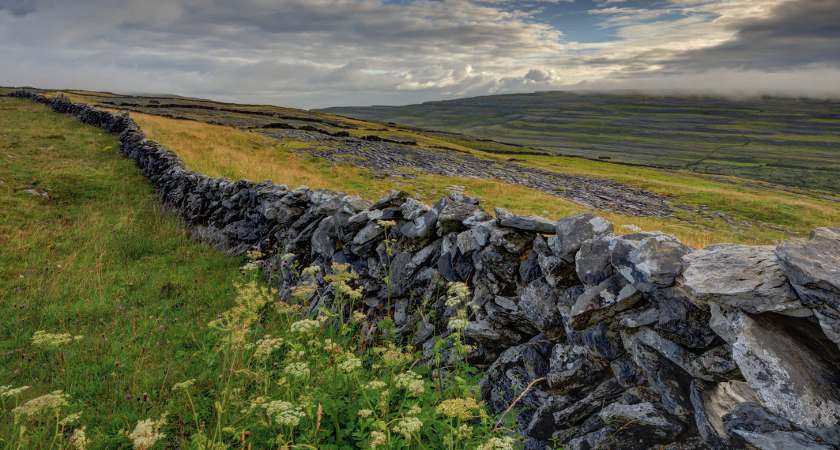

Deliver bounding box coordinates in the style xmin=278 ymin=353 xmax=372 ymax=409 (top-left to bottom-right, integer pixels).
xmin=10 ymin=90 xmax=840 ymax=450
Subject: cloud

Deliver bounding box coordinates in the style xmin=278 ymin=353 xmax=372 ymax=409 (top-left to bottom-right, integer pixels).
xmin=668 ymin=0 xmax=840 ymax=71
xmin=0 ymin=0 xmax=837 ymax=107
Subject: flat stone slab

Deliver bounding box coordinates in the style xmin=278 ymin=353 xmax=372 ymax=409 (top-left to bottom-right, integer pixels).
xmin=681 ymin=244 xmax=803 ymax=314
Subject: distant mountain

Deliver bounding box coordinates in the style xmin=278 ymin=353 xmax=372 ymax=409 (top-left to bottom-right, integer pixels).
xmin=321 ymin=91 xmax=840 ymax=192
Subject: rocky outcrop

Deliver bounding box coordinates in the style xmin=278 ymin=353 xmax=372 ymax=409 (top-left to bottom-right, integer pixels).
xmin=10 ymin=90 xmax=840 ymax=450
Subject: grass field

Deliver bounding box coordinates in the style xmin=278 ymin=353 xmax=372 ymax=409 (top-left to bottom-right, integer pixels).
xmin=127 ymin=111 xmax=840 ymax=248
xmin=323 ymin=91 xmax=840 ymax=193
xmin=0 ymin=97 xmax=513 ymax=449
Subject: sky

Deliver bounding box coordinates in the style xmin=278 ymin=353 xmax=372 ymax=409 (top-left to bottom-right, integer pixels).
xmin=0 ymin=0 xmax=838 ymax=108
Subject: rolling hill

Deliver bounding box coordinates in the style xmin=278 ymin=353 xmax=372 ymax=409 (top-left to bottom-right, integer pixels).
xmin=322 ymin=91 xmax=840 ymax=193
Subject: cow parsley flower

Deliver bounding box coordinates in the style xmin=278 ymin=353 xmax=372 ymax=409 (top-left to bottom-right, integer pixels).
xmin=290 ymin=319 xmax=320 ymax=335
xmin=357 ymin=408 xmax=373 ymax=418
xmin=127 ymin=416 xmax=166 ymax=450
xmin=445 ymin=282 xmax=470 ymax=308
xmin=31 ymin=330 xmax=82 ymax=349
xmin=338 ymin=354 xmax=362 ymax=373
xmin=172 ymin=379 xmax=196 ymax=391
xmin=447 ymin=318 xmax=469 ymax=332
xmin=0 ymin=385 xmax=30 ymax=398
xmin=369 ymin=430 xmax=388 ymax=448
xmin=364 ymin=380 xmax=387 ymax=391
xmin=253 ymin=335 xmax=284 ymax=360
xmin=12 ymin=390 xmax=69 ymax=418
xmin=283 ymin=362 xmax=310 ymax=378
xmin=437 ymin=397 xmax=480 ymax=420
xmin=264 ymin=401 xmax=305 ymax=427
xmin=394 ymin=371 xmax=425 ymax=396
xmin=69 ymin=426 xmax=89 ymax=450
xmin=392 ymin=416 xmax=423 ymax=439
xmin=477 ymin=436 xmax=517 ymax=450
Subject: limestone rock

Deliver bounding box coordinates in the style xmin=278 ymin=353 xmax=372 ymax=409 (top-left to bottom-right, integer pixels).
xmin=681 ymin=244 xmax=803 ymax=314
xmin=776 ymin=228 xmax=840 ymax=346
xmin=553 ymin=213 xmax=613 ymax=263
xmin=612 ymin=232 xmax=691 ymax=293
xmin=495 ymin=207 xmax=555 ymax=234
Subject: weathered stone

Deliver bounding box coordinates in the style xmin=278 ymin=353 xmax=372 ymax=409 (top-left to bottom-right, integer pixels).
xmin=612 ymin=232 xmax=691 ymax=293
xmin=534 ymin=234 xmax=577 ymax=288
xmin=598 ymin=401 xmax=685 ymax=445
xmin=554 ymin=214 xmax=613 ymax=262
xmin=776 ymin=228 xmax=840 ymax=346
xmin=495 ymin=207 xmax=556 ymax=234
xmin=690 ymin=380 xmax=757 ymax=449
xmin=546 ymin=342 xmax=608 ymax=393
xmin=711 ymin=308 xmax=840 ymax=439
xmin=436 ymin=193 xmax=482 ymax=235
xmin=519 ymin=279 xmax=564 ymax=333
xmin=575 ymin=233 xmax=615 ymax=286
xmin=569 ymin=274 xmax=641 ymax=330
xmin=724 ymin=402 xmax=835 ymax=450
xmin=681 ymin=244 xmax=803 ymax=314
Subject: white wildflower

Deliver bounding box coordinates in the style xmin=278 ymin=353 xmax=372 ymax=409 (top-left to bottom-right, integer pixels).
xmin=445 ymin=282 xmax=470 ymax=308
xmin=127 ymin=416 xmax=166 ymax=450
xmin=69 ymin=426 xmax=89 ymax=450
xmin=337 ymin=354 xmax=362 ymax=373
xmin=369 ymin=430 xmax=388 ymax=448
xmin=392 ymin=416 xmax=423 ymax=439
xmin=394 ymin=371 xmax=425 ymax=396
xmin=172 ymin=379 xmax=196 ymax=391
xmin=283 ymin=362 xmax=310 ymax=378
xmin=263 ymin=401 xmax=305 ymax=427
xmin=12 ymin=390 xmax=69 ymax=418
xmin=357 ymin=409 xmax=373 ymax=418
xmin=447 ymin=318 xmax=469 ymax=331
xmin=31 ymin=330 xmax=82 ymax=349
xmin=289 ymin=319 xmax=320 ymax=335
xmin=0 ymin=385 xmax=30 ymax=398
xmin=253 ymin=335 xmax=284 ymax=360
xmin=364 ymin=380 xmax=387 ymax=391
xmin=477 ymin=436 xmax=517 ymax=450
xmin=60 ymin=411 xmax=82 ymax=427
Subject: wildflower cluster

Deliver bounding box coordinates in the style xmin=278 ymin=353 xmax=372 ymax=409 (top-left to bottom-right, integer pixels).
xmin=263 ymin=400 xmax=305 ymax=427
xmin=126 ymin=415 xmax=167 ymax=450
xmin=31 ymin=330 xmax=82 ymax=349
xmin=12 ymin=390 xmax=69 ymax=418
xmin=394 ymin=371 xmax=425 ymax=396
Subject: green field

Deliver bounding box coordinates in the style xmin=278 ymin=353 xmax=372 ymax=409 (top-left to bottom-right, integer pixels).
xmin=323 ymin=91 xmax=840 ymax=193
xmin=0 ymin=97 xmax=511 ymax=449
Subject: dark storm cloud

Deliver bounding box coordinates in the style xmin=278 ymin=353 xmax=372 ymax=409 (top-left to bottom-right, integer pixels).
xmin=669 ymin=0 xmax=840 ymax=71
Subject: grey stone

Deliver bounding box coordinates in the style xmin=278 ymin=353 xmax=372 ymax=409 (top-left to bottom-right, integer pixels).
xmin=681 ymin=244 xmax=803 ymax=314
xmin=598 ymin=401 xmax=685 ymax=443
xmin=569 ymin=274 xmax=641 ymax=330
xmin=546 ymin=342 xmax=608 ymax=393
xmin=575 ymin=233 xmax=615 ymax=286
xmin=519 ymin=279 xmax=564 ymax=333
xmin=724 ymin=402 xmax=834 ymax=450
xmin=713 ymin=309 xmax=840 ymax=438
xmin=776 ymin=228 xmax=840 ymax=346
xmin=553 ymin=213 xmax=613 ymax=263
xmin=495 ymin=207 xmax=556 ymax=234
xmin=612 ymin=232 xmax=691 ymax=293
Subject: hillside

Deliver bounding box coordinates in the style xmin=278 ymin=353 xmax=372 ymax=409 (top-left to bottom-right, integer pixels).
xmin=0 ymin=94 xmax=514 ymax=449
xmin=322 ymin=91 xmax=840 ymax=193
xmin=36 ymin=88 xmax=840 ymax=249
xmin=5 ymin=90 xmax=839 ymax=450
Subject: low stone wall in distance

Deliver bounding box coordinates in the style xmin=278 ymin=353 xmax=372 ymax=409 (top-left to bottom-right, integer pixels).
xmin=10 ymin=90 xmax=840 ymax=450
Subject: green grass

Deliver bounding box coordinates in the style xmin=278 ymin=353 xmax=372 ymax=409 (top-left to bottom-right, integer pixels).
xmin=0 ymin=97 xmax=246 ymax=446
xmin=0 ymin=98 xmax=515 ymax=449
